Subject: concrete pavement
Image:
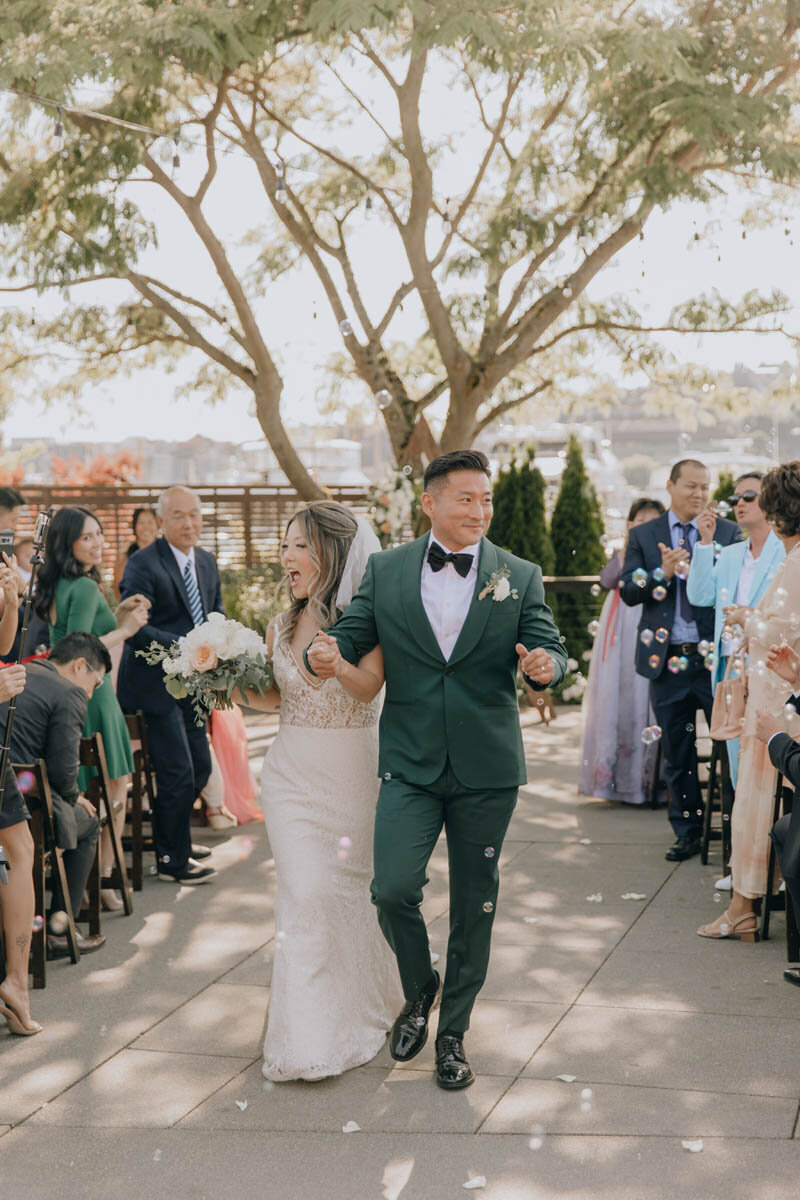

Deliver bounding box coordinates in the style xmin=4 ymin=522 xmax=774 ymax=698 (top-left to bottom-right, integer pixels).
xmin=1 ymin=708 xmax=799 ymax=1199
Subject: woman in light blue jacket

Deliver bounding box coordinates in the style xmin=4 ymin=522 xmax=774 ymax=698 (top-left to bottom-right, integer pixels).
xmin=686 ymin=471 xmax=784 ymax=785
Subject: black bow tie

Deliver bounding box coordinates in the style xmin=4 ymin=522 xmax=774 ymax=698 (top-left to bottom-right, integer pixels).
xmin=427 ymin=543 xmax=474 ymax=578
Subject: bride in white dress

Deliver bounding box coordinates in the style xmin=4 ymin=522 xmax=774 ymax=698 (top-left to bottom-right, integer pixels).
xmin=239 ymin=501 xmax=403 ymax=1081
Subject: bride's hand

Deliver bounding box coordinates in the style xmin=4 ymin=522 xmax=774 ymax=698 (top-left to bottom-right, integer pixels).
xmin=307 ymin=632 xmax=341 ymax=679
xmin=766 ymin=642 xmax=800 ymax=690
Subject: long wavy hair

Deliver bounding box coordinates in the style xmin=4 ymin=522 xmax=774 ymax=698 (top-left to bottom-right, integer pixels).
xmin=34 ymin=506 xmax=103 ymax=622
xmin=277 ymin=501 xmax=358 ymax=645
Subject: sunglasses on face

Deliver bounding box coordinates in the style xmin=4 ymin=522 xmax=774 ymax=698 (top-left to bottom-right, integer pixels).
xmin=728 ymin=490 xmax=758 ymax=505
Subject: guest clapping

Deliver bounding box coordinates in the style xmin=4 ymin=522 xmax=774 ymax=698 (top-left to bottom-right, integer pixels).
xmin=35 ymin=507 xmax=149 ymax=911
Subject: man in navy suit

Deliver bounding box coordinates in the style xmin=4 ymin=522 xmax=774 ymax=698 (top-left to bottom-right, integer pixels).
xmin=118 ymin=487 xmax=223 ymax=885
xmin=622 ymin=460 xmax=742 ymax=861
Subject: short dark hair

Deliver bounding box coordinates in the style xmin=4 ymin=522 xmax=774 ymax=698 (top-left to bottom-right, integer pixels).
xmin=48 ymin=632 xmax=112 ymax=675
xmin=423 ymin=450 xmax=491 ymax=492
xmin=627 ymin=497 xmax=666 ymax=522
xmin=759 ymin=463 xmax=800 ymax=536
xmin=0 ymin=487 xmax=25 ymax=511
xmin=669 ymin=459 xmax=708 ymax=484
xmin=734 ymin=470 xmax=764 ymax=488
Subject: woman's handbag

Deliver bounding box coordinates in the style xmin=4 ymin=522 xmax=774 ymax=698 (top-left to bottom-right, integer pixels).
xmin=709 ymin=652 xmax=747 ymax=740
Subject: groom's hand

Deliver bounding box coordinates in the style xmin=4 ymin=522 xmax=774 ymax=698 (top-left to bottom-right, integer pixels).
xmin=516 ymin=644 xmax=555 ymax=686
xmin=307 ymin=632 xmax=341 ymax=679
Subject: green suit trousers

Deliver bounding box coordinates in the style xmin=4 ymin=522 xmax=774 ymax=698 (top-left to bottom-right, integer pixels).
xmin=371 ymin=761 xmax=518 ymax=1035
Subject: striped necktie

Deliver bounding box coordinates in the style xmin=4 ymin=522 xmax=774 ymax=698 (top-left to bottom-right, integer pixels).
xmin=183 ymin=559 xmax=205 ymax=627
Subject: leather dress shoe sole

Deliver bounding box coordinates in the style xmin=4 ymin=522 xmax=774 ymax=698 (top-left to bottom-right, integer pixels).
xmin=47 ymin=932 xmax=106 ymax=959
xmin=783 ymin=968 xmax=800 ymax=988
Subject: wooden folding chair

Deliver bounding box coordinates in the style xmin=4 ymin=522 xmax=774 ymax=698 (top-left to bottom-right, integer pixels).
xmin=79 ymin=732 xmax=133 ymax=916
xmin=12 ymin=760 xmax=81 ymax=986
xmin=124 ymin=711 xmax=156 ymax=891
xmin=700 ymin=740 xmax=733 ymax=867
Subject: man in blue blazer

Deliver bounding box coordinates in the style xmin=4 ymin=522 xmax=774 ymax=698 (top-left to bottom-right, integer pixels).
xmin=621 ymin=459 xmax=742 ymax=861
xmin=118 ymin=487 xmax=223 ymax=885
xmin=687 ymin=471 xmax=784 ymax=786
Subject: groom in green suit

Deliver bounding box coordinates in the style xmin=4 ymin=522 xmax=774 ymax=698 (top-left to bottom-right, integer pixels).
xmin=308 ymin=450 xmax=566 ymax=1088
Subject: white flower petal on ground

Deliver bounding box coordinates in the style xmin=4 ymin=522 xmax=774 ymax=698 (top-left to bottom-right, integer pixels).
xmin=682 ymin=1139 xmax=704 ymax=1153
xmin=463 ymin=1178 xmax=486 ymax=1190
xmin=523 ymin=917 xmax=538 ymax=924
xmin=621 ymin=893 xmax=647 ymax=901
xmin=586 ymin=893 xmax=603 ymax=902
xmin=234 ymin=1099 xmax=248 ymax=1111
xmin=556 ymin=1074 xmax=576 ymax=1083
xmin=342 ymin=1121 xmax=361 ymax=1133
xmin=578 ymin=838 xmax=592 ymax=845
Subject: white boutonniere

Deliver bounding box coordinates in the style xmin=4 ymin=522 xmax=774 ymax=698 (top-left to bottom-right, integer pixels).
xmin=479 ymin=565 xmax=519 ymax=603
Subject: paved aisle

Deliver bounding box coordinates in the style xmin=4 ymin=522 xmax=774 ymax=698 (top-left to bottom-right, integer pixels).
xmin=1 ymin=710 xmax=798 ymax=1199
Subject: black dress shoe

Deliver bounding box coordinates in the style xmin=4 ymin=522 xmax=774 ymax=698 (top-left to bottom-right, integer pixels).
xmin=784 ymin=968 xmax=800 ymax=988
xmin=158 ymin=862 xmax=217 ymax=884
xmin=665 ymin=835 xmax=702 ymax=862
xmin=190 ymin=844 xmax=212 ymax=861
xmin=435 ymin=1034 xmax=475 ymax=1090
xmin=389 ymin=971 xmax=440 ymax=1061
xmin=47 ymin=932 xmax=106 ymax=958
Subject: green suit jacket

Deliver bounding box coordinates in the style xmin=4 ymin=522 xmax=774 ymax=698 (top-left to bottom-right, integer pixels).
xmin=325 ymin=535 xmax=567 ymax=789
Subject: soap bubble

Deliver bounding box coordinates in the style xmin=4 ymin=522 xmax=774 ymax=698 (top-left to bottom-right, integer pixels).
xmin=667 ymin=656 xmax=681 ymax=674
xmin=375 ymin=389 xmax=392 ymax=409
xmin=338 ymin=319 xmax=353 ymax=336
xmin=482 ymin=901 xmax=494 ymax=913
xmin=679 ymin=656 xmax=689 ymax=671
xmin=652 ymin=567 xmax=666 ymax=582
xmin=31 ymin=915 xmax=44 ymax=932
xmin=674 ymin=560 xmax=690 ymax=581
xmin=528 ymin=1123 xmax=546 ymax=1151
xmin=655 ymin=628 xmax=669 ymax=644
xmin=16 ymin=771 xmax=36 ymax=794
xmin=632 ymin=568 xmax=648 ymax=588
xmin=698 ymin=640 xmax=711 ymax=656
xmin=715 ymin=500 xmax=731 ymax=517
xmin=641 ymin=725 xmax=662 ymax=745
xmin=590 ymin=583 xmax=601 ymax=597
xmin=587 ymin=620 xmax=600 ymax=637
xmin=648 ymin=654 xmax=660 ymax=670
xmin=640 ymin=629 xmax=654 ymax=646
xmin=652 ymin=585 xmax=667 ymax=601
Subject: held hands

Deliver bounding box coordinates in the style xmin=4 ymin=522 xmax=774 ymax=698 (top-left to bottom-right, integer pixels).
xmin=0 ymin=663 xmax=26 ymax=703
xmin=755 ymin=708 xmax=782 ymax=745
xmin=766 ymin=642 xmax=800 ymax=690
xmin=307 ymin=632 xmax=344 ymax=680
xmin=722 ymin=604 xmax=752 ymax=629
xmin=117 ymin=597 xmax=150 ymax=639
xmin=517 ymin=643 xmax=555 ymax=686
xmin=656 ymin=542 xmax=690 ymax=581
xmin=695 ymin=507 xmax=717 ymax=546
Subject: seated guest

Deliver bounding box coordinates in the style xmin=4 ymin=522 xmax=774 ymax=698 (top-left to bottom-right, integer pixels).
xmin=1 ymin=632 xmax=112 ymax=957
xmin=114 ymin=507 xmax=159 ymax=598
xmin=621 ymin=459 xmax=741 ymax=861
xmin=697 ymin=463 xmax=800 ymax=941
xmin=0 ymin=661 xmax=41 ymax=1036
xmin=580 ymin=498 xmax=665 ymax=805
xmin=755 ymin=645 xmax=800 ymax=988
xmin=687 ymin=471 xmax=784 ymax=787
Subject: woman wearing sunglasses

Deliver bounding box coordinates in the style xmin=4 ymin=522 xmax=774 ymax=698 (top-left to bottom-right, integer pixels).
xmin=687 ymin=472 xmax=784 ymax=799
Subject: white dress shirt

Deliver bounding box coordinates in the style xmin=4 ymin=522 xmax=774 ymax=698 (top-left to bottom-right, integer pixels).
xmin=722 ymin=545 xmax=757 ymax=657
xmin=167 ymin=541 xmax=199 ymax=589
xmin=420 ymin=535 xmax=481 ymax=661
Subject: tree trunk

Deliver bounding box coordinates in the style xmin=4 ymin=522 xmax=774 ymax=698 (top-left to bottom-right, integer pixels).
xmin=252 ymin=384 xmax=325 ymax=500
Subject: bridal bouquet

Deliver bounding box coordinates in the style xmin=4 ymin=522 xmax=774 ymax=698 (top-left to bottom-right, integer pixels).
xmin=137 ymin=613 xmax=274 ymax=725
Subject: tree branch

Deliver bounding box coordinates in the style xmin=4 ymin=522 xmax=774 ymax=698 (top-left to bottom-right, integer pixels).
xmin=194 ymin=74 xmax=228 ymax=205
xmin=472 ymin=380 xmax=553 ymax=437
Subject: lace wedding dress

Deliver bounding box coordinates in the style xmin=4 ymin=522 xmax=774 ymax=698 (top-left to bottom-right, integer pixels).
xmin=259 ymin=626 xmax=403 ymax=1081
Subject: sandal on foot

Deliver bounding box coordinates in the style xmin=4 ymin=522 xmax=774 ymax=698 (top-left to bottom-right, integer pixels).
xmin=0 ymin=995 xmax=43 ymax=1036
xmin=697 ymin=908 xmax=760 ymax=942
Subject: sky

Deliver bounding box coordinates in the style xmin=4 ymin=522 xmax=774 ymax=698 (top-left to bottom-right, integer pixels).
xmin=2 ymin=59 xmax=798 ymax=449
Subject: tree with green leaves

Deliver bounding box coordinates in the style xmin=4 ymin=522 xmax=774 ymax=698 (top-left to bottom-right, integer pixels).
xmin=712 ymin=469 xmax=736 ymax=509
xmin=490 ymin=448 xmax=554 ymax=572
xmin=550 ymin=434 xmax=605 ymax=664
xmin=1 ymin=2 xmax=800 ymax=492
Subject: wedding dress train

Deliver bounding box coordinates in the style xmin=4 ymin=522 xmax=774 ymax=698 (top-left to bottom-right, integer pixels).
xmin=259 ymin=630 xmax=403 ymax=1081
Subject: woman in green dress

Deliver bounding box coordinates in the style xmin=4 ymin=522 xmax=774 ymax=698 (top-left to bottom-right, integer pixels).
xmin=35 ymin=507 xmax=150 ymax=910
